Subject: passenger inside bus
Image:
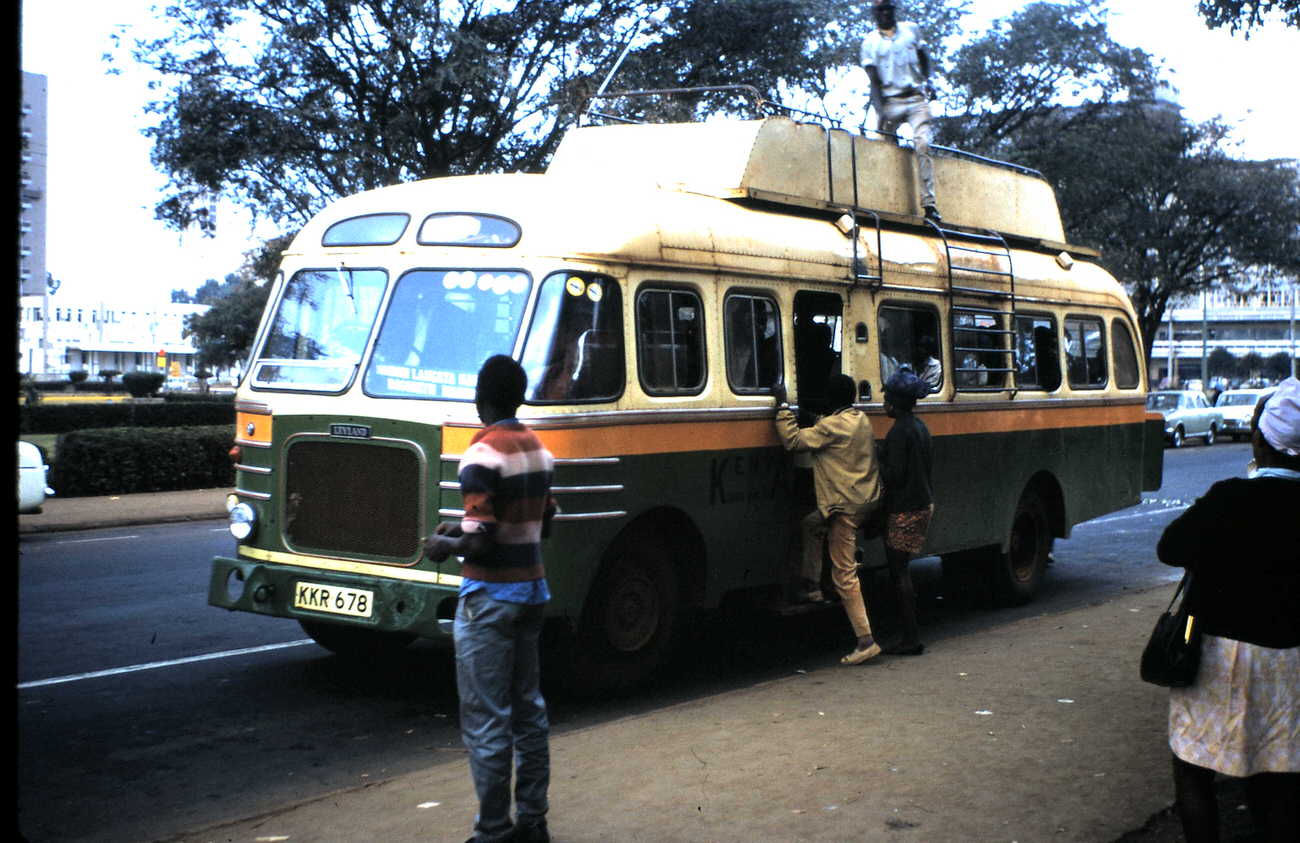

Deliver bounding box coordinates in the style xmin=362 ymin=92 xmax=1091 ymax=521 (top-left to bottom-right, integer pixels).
xmin=794 ymin=318 xmax=838 ymax=414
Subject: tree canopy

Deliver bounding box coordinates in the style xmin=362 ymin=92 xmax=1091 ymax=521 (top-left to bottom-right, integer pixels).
xmin=132 ymin=0 xmax=1298 ymax=373
xmin=1197 ymin=1 xmax=1300 ymax=33
xmin=130 ymin=0 xmax=973 ymax=233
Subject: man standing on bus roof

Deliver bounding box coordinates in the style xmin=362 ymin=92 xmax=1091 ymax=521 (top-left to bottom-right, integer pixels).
xmin=423 ymin=354 xmax=557 ymax=843
xmin=862 ymin=0 xmax=941 ymax=222
xmin=774 ymin=374 xmax=885 ymax=665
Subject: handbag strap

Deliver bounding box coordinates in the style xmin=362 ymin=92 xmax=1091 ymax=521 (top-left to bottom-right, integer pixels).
xmin=1165 ymin=571 xmax=1192 ymax=612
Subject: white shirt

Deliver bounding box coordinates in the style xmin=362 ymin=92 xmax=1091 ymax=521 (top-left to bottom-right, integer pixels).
xmin=861 ymin=21 xmax=926 ymax=97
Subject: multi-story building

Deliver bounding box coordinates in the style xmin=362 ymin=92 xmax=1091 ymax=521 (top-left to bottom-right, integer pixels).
xmin=1148 ymin=284 xmax=1300 ymax=388
xmin=18 ymin=296 xmax=215 ymax=381
xmin=20 ymin=71 xmax=47 ymax=299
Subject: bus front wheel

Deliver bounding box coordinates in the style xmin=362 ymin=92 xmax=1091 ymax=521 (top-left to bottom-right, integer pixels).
xmin=299 ymin=619 xmax=416 ymax=659
xmin=574 ymin=538 xmax=678 ymax=694
xmin=992 ymin=489 xmax=1052 ymax=607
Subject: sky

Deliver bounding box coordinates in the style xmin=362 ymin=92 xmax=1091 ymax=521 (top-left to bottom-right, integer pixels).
xmin=19 ymin=0 xmax=1300 ymax=304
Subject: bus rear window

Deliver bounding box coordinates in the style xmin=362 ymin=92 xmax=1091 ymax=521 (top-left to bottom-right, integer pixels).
xmin=418 ymin=214 xmax=521 ymax=247
xmin=363 ymin=269 xmax=530 ymax=400
xmin=322 ymin=213 xmax=410 ymax=246
xmin=1111 ymin=319 xmax=1141 ymax=389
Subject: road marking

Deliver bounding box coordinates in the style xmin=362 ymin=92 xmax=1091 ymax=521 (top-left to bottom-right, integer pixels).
xmin=52 ymin=534 xmax=140 ymax=544
xmin=1080 ymin=505 xmax=1189 ymax=527
xmin=16 ymin=639 xmax=315 ymax=690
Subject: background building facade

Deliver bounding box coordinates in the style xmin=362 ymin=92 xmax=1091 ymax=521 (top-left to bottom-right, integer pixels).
xmin=1148 ymin=283 xmax=1299 ymax=388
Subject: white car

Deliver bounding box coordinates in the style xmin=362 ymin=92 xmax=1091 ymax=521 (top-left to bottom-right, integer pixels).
xmin=1215 ymin=388 xmax=1276 ymax=441
xmin=18 ymin=440 xmax=54 ymax=514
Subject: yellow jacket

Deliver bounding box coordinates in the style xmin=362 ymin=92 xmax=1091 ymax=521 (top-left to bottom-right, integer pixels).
xmin=774 ymin=406 xmax=882 ymax=518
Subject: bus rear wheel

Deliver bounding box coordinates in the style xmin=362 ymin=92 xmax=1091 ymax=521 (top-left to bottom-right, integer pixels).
xmin=992 ymin=489 xmax=1051 ymax=607
xmin=299 ymin=619 xmax=416 ymax=659
xmin=573 ymin=537 xmax=678 ymax=694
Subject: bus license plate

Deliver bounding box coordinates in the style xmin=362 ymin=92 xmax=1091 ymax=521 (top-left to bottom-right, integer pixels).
xmin=293 ymin=581 xmax=374 ymax=618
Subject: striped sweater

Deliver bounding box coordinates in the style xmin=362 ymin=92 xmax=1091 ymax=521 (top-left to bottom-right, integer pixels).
xmin=457 ymin=420 xmax=556 ymax=582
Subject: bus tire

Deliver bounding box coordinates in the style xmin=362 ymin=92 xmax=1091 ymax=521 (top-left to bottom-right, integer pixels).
xmin=298 ymin=619 xmax=416 ymax=659
xmin=991 ymin=489 xmax=1051 ymax=607
xmin=573 ymin=536 xmax=678 ymax=694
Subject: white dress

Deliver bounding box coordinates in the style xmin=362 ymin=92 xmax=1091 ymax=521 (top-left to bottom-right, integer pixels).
xmin=1169 ymin=633 xmax=1300 ymax=776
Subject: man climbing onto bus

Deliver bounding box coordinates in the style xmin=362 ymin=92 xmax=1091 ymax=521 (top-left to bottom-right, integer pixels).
xmin=423 ymin=354 xmax=557 ymax=843
xmin=862 ymin=0 xmax=941 ymax=222
xmin=774 ymin=374 xmax=885 ymax=665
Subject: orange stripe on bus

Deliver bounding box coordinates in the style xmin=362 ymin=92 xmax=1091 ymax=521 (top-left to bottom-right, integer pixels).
xmin=443 ymin=403 xmax=1147 ymax=459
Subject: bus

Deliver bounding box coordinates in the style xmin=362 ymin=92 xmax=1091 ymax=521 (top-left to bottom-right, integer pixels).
xmin=210 ymin=111 xmax=1164 ymax=691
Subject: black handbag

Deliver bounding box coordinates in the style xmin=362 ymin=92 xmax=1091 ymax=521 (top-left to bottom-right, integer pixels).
xmin=1140 ymin=572 xmax=1202 ymax=688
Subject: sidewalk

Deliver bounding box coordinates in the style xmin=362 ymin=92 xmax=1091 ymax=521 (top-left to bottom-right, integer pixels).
xmin=165 ymin=587 xmax=1188 ymax=843
xmin=17 ymin=487 xmax=231 ymax=534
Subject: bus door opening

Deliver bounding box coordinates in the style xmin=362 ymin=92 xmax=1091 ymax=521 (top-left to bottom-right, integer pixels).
xmin=793 ymin=291 xmax=843 ymax=416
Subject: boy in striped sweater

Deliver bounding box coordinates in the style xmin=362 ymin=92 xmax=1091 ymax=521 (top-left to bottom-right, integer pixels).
xmin=424 ymin=354 xmax=556 ymax=843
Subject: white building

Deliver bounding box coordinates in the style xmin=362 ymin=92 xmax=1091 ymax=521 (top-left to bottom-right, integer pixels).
xmin=18 ymin=295 xmax=214 ymax=380
xmin=1149 ymin=283 xmax=1300 ymax=388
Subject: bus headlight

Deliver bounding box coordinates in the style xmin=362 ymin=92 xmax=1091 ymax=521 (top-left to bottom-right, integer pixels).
xmin=229 ymin=502 xmax=258 ymax=540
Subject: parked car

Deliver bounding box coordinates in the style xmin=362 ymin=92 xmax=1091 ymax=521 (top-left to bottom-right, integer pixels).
xmin=18 ymin=440 xmax=54 ymax=514
xmin=1146 ymin=390 xmax=1223 ymax=448
xmin=1215 ymin=387 xmax=1277 ymax=441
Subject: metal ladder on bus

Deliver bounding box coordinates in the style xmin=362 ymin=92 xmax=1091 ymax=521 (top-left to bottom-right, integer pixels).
xmin=924 ymin=218 xmax=1019 ymax=395
xmin=825 ymin=127 xmax=882 ymax=288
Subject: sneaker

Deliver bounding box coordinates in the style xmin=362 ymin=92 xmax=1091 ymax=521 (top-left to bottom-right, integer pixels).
xmin=841 ymin=638 xmax=882 ymax=665
xmin=923 ymin=205 xmax=942 ymax=222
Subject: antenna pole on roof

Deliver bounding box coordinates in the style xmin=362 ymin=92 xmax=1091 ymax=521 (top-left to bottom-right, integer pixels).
xmin=582 ymin=20 xmax=641 ymax=126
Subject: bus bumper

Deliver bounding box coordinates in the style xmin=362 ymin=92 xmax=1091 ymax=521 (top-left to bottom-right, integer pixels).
xmin=208 ymin=556 xmax=458 ymax=640
xmin=1142 ymin=416 xmax=1165 ymax=491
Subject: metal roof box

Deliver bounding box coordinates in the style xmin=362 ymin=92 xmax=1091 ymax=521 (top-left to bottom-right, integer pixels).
xmin=547 ymin=116 xmax=1066 ymax=244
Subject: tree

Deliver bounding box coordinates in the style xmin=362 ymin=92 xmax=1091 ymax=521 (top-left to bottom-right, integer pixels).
xmin=126 ymin=0 xmax=973 ymax=234
xmin=1035 ymin=111 xmax=1300 ymax=365
xmin=1197 ymin=1 xmax=1300 ymax=33
xmin=183 ymin=236 xmax=288 ymax=370
xmin=937 ymin=0 xmax=1159 ymax=153
xmin=1208 ymin=347 xmax=1240 ymax=381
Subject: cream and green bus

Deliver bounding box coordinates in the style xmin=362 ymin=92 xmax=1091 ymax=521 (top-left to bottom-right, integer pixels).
xmin=210 ymin=114 xmax=1163 ymax=690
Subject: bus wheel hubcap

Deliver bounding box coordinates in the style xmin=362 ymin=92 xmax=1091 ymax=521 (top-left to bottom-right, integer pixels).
xmin=604 ymin=568 xmax=660 ymax=653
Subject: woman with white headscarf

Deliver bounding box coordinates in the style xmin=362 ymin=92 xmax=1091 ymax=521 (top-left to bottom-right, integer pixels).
xmin=1156 ymin=377 xmax=1300 ymax=842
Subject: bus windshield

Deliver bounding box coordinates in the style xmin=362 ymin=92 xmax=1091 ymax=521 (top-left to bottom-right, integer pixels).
xmin=363 ymin=269 xmax=531 ymax=400
xmin=254 ymin=268 xmax=388 ymax=391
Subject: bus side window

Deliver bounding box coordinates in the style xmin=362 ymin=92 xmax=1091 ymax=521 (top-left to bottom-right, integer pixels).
xmin=636 ymin=287 xmax=706 ymax=395
xmin=1015 ymin=314 xmax=1061 ymax=391
xmin=1111 ymin=318 xmax=1141 ymax=389
xmin=521 ymin=273 xmax=624 ymax=403
xmin=877 ymin=305 xmax=942 ymax=392
xmin=1064 ymin=315 xmax=1107 ymax=388
xmin=724 ymin=293 xmax=782 ymax=393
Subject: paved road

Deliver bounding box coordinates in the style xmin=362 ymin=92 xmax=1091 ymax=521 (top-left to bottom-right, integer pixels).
xmin=16 ymin=443 xmax=1254 ymax=842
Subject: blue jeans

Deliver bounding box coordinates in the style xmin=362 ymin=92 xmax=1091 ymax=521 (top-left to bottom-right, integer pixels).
xmin=455 ymin=589 xmax=550 ymax=842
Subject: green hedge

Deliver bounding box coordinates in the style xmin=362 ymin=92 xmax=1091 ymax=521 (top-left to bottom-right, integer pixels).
xmin=19 ymin=401 xmax=236 ymax=434
xmin=47 ymin=425 xmax=235 ymax=497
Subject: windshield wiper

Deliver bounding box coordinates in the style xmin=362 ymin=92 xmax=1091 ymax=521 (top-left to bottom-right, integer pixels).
xmin=335 ymin=262 xmax=357 ymax=314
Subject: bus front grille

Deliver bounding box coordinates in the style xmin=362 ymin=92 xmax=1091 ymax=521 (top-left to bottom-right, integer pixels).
xmin=284 ymin=440 xmax=421 ymax=559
